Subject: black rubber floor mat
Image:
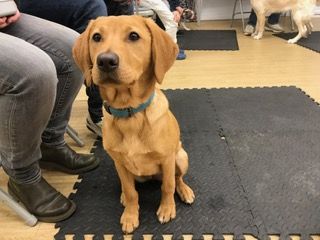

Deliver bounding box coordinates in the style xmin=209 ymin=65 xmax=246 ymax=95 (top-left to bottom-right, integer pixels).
xmin=55 ymin=87 xmax=320 ymax=240
xmin=55 ymin=89 xmax=256 ymax=240
xmin=177 ymin=30 xmax=239 ymax=50
xmin=211 ymin=87 xmax=320 ymax=239
xmin=274 ymin=31 xmax=320 ymax=53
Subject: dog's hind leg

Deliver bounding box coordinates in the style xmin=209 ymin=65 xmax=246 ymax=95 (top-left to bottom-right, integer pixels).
xmin=288 ymin=11 xmax=307 ymax=43
xmin=306 ymin=20 xmax=313 ymax=35
xmin=175 ymin=144 xmax=195 ymax=204
xmin=157 ymin=153 xmax=176 ymax=224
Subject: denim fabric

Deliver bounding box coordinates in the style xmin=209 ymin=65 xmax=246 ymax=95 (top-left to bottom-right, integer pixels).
xmin=0 ymin=14 xmax=81 ymax=182
xmin=247 ymin=9 xmax=281 ymax=26
xmin=19 ymin=0 xmax=108 ymax=33
xmin=104 ymin=0 xmax=134 ymax=16
xmin=20 ymin=0 xmax=134 ymax=123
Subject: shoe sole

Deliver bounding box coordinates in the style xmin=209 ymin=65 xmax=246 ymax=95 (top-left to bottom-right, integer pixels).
xmin=8 ymin=184 xmax=76 ymax=223
xmin=264 ymin=26 xmax=283 ymax=33
xmin=39 ymin=158 xmax=100 ymax=175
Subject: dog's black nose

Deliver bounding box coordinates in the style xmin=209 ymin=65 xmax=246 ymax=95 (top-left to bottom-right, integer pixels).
xmin=97 ymin=52 xmax=119 ymax=72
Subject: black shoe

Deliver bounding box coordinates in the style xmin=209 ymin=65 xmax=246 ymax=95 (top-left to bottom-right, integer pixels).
xmin=40 ymin=143 xmax=99 ymax=174
xmin=8 ymin=177 xmax=76 ymax=223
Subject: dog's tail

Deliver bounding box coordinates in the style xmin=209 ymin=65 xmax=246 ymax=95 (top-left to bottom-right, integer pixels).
xmin=317 ymin=0 xmax=320 ymax=6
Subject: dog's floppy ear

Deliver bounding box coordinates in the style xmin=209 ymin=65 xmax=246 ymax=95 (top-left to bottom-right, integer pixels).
xmin=144 ymin=18 xmax=179 ymax=84
xmin=73 ymin=20 xmax=94 ymax=86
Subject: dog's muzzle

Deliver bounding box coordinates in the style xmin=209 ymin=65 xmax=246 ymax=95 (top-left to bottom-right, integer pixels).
xmin=97 ymin=52 xmax=119 ymax=73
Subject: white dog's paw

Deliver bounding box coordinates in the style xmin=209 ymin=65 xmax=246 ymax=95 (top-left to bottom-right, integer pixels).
xmin=287 ymin=38 xmax=297 ymax=44
xmin=253 ymin=34 xmax=262 ymax=40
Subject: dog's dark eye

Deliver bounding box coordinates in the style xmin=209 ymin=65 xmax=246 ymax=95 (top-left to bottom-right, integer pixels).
xmin=129 ymin=32 xmax=140 ymax=41
xmin=92 ymin=33 xmax=102 ymax=42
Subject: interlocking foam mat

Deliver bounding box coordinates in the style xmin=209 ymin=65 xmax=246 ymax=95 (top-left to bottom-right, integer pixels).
xmin=55 ymin=87 xmax=320 ymax=240
xmin=274 ymin=31 xmax=320 ymax=53
xmin=177 ymin=30 xmax=239 ymax=50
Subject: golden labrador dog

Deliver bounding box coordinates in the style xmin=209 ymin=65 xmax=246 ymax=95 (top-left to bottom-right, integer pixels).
xmin=250 ymin=0 xmax=319 ymax=43
xmin=73 ymin=15 xmax=195 ymax=233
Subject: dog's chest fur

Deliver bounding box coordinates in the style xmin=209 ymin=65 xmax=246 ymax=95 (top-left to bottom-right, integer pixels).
xmin=104 ymin=122 xmax=164 ymax=176
xmin=102 ymin=92 xmax=179 ymax=176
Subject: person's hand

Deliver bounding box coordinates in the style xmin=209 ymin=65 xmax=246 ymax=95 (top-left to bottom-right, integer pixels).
xmin=0 ymin=17 xmax=8 ymax=28
xmin=173 ymin=6 xmax=184 ymax=23
xmin=173 ymin=10 xmax=181 ymax=23
xmin=0 ymin=10 xmax=21 ymax=29
xmin=176 ymin=6 xmax=184 ymax=15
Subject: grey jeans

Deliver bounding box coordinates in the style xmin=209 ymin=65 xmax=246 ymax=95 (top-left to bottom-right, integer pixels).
xmin=0 ymin=14 xmax=82 ymax=182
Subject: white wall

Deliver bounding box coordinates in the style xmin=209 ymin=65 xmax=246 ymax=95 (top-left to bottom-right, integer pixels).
xmin=198 ymin=0 xmax=320 ymax=20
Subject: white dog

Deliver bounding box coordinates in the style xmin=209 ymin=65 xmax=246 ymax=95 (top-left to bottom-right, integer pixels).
xmin=250 ymin=0 xmax=320 ymax=43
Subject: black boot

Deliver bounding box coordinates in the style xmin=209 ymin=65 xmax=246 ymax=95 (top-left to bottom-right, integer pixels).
xmin=8 ymin=177 xmax=76 ymax=223
xmin=40 ymin=143 xmax=99 ymax=174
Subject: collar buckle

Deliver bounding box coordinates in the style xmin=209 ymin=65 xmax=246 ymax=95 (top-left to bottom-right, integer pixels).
xmin=126 ymin=108 xmax=133 ymax=117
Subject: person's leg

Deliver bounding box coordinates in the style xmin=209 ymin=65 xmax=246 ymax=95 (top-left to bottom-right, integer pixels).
xmin=104 ymin=0 xmax=134 ymax=16
xmin=20 ymin=0 xmax=108 ymax=136
xmin=265 ymin=13 xmax=284 ymax=33
xmin=0 ymin=31 xmax=75 ymax=222
xmin=19 ymin=0 xmax=108 ymax=33
xmin=4 ymin=14 xmax=82 ymax=146
xmin=247 ymin=9 xmax=257 ymax=26
xmin=268 ymin=13 xmax=281 ymax=25
xmin=244 ymin=9 xmax=256 ymax=35
xmin=3 ymin=14 xmax=99 ymax=173
xmin=0 ymin=32 xmax=56 ymax=182
xmin=85 ymin=85 xmax=103 ymax=123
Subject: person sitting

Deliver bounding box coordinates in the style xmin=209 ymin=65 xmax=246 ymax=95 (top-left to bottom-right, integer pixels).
xmin=139 ymin=0 xmax=187 ymax=60
xmin=244 ymin=9 xmax=284 ymax=36
xmin=19 ymin=0 xmax=134 ymax=138
xmin=0 ymin=7 xmax=99 ymax=222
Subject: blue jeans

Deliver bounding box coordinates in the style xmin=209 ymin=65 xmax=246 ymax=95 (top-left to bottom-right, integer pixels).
xmin=20 ymin=0 xmax=134 ymax=123
xmin=247 ymin=9 xmax=280 ymax=26
xmin=0 ymin=14 xmax=82 ymax=183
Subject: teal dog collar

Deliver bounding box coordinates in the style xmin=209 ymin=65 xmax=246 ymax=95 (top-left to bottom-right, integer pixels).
xmin=103 ymin=92 xmax=155 ymax=118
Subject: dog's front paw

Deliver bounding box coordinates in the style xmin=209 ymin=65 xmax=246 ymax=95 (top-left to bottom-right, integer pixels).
xmin=120 ymin=208 xmax=139 ymax=233
xmin=157 ymin=203 xmax=176 ymax=224
xmin=176 ymin=182 xmax=195 ymax=204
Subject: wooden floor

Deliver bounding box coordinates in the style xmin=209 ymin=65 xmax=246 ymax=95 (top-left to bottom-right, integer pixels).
xmin=1 ymin=18 xmax=320 ymax=240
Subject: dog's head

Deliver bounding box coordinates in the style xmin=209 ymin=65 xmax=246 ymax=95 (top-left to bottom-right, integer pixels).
xmin=73 ymin=15 xmax=178 ymax=89
xmin=181 ymin=9 xmax=195 ymax=21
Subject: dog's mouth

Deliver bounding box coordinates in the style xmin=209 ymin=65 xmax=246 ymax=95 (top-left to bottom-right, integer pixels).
xmin=94 ymin=65 xmax=136 ymax=86
xmin=100 ymin=72 xmax=121 ymax=84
